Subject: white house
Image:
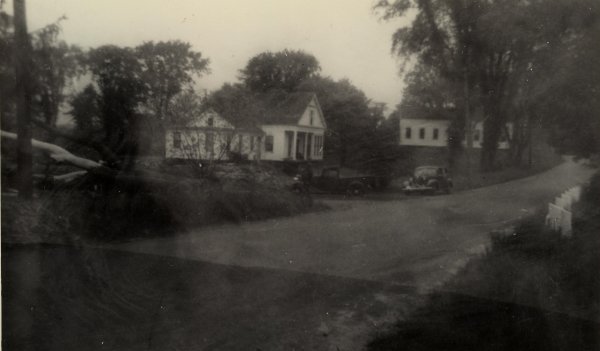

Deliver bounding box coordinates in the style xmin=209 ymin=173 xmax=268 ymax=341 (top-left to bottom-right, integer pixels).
xmin=399 ymin=117 xmax=512 ymax=149
xmin=165 ymin=92 xmax=327 ymax=162
xmin=165 ymin=108 xmax=265 ymax=161
xmin=258 ymin=92 xmax=327 ymax=162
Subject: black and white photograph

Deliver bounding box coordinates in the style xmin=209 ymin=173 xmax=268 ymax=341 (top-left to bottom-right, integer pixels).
xmin=1 ymin=0 xmax=599 ymax=350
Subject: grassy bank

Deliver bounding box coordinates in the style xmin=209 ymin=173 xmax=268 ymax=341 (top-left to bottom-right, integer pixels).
xmin=1 ymin=163 xmax=326 ymax=243
xmin=368 ymin=174 xmax=600 ymax=350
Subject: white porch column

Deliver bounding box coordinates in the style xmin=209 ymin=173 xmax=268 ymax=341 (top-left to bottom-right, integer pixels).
xmin=291 ymin=130 xmax=297 ymax=160
xmin=304 ymin=132 xmax=308 ymax=160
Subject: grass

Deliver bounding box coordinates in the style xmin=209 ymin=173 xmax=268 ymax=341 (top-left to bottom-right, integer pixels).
xmin=1 ymin=162 xmax=327 ymax=243
xmin=368 ymin=174 xmax=600 ymax=350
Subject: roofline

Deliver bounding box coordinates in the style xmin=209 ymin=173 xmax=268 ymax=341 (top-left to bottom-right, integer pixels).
xmin=309 ymin=93 xmax=328 ymax=130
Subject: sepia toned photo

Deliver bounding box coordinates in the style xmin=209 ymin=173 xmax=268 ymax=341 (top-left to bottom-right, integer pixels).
xmin=1 ymin=0 xmax=599 ymax=350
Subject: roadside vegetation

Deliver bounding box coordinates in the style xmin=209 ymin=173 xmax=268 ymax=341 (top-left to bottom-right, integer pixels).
xmin=1 ymin=158 xmax=323 ymax=243
xmin=368 ymin=173 xmax=600 ymax=350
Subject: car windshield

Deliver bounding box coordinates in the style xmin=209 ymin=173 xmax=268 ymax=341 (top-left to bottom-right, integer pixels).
xmin=414 ymin=167 xmax=439 ymax=177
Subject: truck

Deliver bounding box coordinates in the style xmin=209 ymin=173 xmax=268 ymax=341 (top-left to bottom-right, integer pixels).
xmin=292 ymin=166 xmax=381 ymax=196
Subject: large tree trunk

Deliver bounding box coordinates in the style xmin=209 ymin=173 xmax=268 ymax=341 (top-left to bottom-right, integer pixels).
xmin=480 ymin=108 xmax=505 ymax=172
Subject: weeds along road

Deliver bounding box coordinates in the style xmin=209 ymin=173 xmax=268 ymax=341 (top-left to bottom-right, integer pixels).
xmin=114 ymin=158 xmax=594 ymax=291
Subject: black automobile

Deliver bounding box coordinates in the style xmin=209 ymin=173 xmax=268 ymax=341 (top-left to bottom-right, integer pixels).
xmin=292 ymin=166 xmax=373 ymax=196
xmin=403 ymin=166 xmax=453 ymax=195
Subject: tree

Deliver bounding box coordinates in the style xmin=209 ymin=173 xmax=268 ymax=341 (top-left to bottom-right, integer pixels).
xmin=70 ymin=84 xmax=101 ymax=134
xmin=377 ymin=0 xmax=597 ymax=170
xmin=13 ymin=0 xmax=33 ymax=198
xmin=85 ymin=45 xmax=146 ymax=155
xmin=538 ymin=17 xmax=600 ymax=157
xmin=0 ymin=9 xmax=16 ymax=131
xmin=30 ymin=17 xmax=82 ymax=128
xmin=206 ymin=83 xmax=265 ymax=127
xmin=240 ymin=49 xmax=321 ymax=92
xmin=136 ymin=40 xmax=210 ymax=121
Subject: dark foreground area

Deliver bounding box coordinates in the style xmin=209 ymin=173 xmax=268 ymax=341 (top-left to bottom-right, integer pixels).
xmin=369 ymin=292 xmax=599 ymax=351
xmin=2 ymin=244 xmax=416 ymax=351
xmin=3 ymin=242 xmax=599 ymax=351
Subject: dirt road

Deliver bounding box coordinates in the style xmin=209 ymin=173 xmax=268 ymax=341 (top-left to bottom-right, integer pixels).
xmin=115 ymin=158 xmax=594 ymax=291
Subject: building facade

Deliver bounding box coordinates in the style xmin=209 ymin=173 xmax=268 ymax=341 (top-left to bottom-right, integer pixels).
xmin=399 ymin=117 xmax=512 ymax=149
xmin=165 ymin=109 xmax=264 ymax=161
xmin=260 ymin=93 xmax=326 ymax=162
xmin=165 ymin=93 xmax=327 ymax=162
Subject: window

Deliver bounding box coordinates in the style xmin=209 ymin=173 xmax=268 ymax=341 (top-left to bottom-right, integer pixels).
xmin=250 ymin=136 xmax=255 ymax=151
xmin=205 ymin=132 xmax=214 ymax=154
xmin=433 ymin=128 xmax=439 ymax=140
xmin=419 ymin=128 xmax=425 ymax=139
xmin=405 ymin=127 xmax=412 ymax=139
xmin=226 ymin=134 xmax=233 ymax=151
xmin=474 ymin=130 xmax=480 ymax=142
xmin=323 ymin=169 xmax=338 ymax=179
xmin=173 ymin=132 xmax=182 ymax=148
xmin=265 ymin=135 xmax=274 ymax=152
xmin=207 ymin=117 xmax=214 ymax=127
xmin=313 ymin=135 xmax=323 ymax=156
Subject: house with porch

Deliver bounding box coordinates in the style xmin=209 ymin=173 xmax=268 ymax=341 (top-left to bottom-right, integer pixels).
xmin=258 ymin=92 xmax=327 ymax=162
xmin=165 ymin=92 xmax=326 ymax=162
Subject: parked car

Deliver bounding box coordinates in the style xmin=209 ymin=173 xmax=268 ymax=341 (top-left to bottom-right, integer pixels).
xmin=403 ymin=166 xmax=453 ymax=195
xmin=292 ymin=166 xmax=376 ymax=196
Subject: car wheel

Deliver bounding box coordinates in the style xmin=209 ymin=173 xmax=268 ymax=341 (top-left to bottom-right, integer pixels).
xmin=349 ymin=185 xmax=364 ymax=196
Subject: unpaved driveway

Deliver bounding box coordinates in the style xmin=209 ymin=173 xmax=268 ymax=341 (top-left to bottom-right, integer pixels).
xmin=114 ymin=159 xmax=594 ymax=291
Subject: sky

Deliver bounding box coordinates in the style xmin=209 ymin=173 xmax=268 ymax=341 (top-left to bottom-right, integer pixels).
xmin=16 ymin=0 xmax=412 ymax=114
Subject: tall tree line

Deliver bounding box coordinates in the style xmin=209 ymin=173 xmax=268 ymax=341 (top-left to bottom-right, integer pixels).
xmin=377 ymin=0 xmax=600 ymax=169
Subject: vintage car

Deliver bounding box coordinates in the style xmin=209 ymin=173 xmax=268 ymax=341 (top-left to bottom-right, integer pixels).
xmin=292 ymin=166 xmax=376 ymax=196
xmin=403 ymin=166 xmax=453 ymax=195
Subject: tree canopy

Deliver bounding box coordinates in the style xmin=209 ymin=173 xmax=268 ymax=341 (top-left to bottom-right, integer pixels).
xmin=239 ymin=49 xmax=321 ymax=92
xmin=377 ymin=0 xmax=600 ymax=168
xmin=136 ymin=40 xmax=210 ymax=121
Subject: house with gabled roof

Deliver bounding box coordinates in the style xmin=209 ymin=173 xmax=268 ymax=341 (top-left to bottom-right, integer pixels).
xmin=257 ymin=92 xmax=327 ymax=161
xmin=165 ymin=91 xmax=327 ymax=162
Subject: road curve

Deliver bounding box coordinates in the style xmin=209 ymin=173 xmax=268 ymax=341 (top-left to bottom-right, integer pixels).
xmin=112 ymin=159 xmax=594 ymax=291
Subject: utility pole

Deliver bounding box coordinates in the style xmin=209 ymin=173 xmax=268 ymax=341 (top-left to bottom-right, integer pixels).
xmin=463 ymin=63 xmax=473 ymax=186
xmin=14 ymin=0 xmax=34 ymax=198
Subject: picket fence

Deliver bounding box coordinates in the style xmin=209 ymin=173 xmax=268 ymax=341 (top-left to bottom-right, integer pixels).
xmin=545 ymin=185 xmax=583 ymax=236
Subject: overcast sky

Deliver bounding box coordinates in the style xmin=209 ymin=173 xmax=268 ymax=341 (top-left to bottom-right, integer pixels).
xmin=19 ymin=0 xmax=411 ymax=113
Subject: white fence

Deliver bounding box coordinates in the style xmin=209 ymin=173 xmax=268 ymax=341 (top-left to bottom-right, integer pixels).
xmin=545 ymin=185 xmax=583 ymax=236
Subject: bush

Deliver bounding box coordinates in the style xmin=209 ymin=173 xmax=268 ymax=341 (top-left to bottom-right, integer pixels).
xmin=3 ymin=163 xmax=321 ymax=242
